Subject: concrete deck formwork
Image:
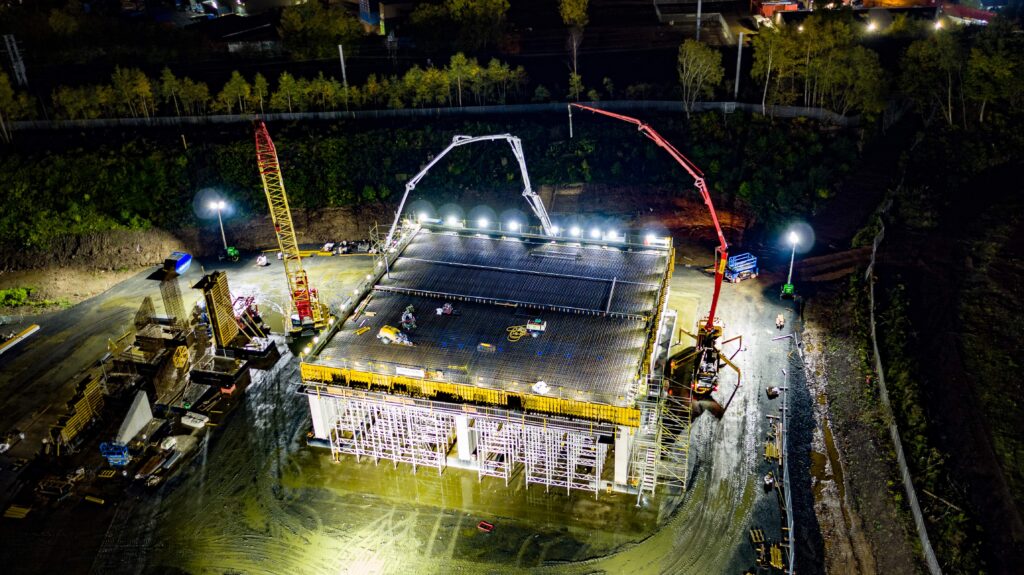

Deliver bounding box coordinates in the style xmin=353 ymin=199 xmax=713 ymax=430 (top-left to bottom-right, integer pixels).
xmin=303 ymin=222 xmax=678 ymax=495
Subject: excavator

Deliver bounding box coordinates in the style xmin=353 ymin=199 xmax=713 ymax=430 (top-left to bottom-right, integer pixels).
xmin=568 ymin=104 xmax=741 ymax=410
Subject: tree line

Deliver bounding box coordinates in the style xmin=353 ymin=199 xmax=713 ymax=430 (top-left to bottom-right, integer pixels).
xmin=2 ymin=14 xmax=1023 ymax=131
xmin=31 ymin=54 xmax=532 ymax=122
xmin=0 ymin=113 xmax=853 ymax=249
xmin=676 ymin=13 xmax=1024 ymax=124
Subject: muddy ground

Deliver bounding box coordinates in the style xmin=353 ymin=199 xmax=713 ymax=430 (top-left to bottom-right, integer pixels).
xmin=0 ymin=237 xmax=815 ymax=575
xmin=802 ymin=285 xmax=921 ymax=574
xmin=0 ymin=267 xmax=143 ymax=316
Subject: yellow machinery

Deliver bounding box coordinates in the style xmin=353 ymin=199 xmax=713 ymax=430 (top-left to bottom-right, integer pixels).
xmin=254 ymin=121 xmax=328 ymax=334
xmin=376 ymin=325 xmax=412 ymax=346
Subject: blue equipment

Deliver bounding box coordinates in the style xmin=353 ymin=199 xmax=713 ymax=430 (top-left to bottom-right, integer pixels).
xmin=100 ymin=442 xmax=131 ymax=467
xmin=724 ymin=253 xmax=758 ymax=283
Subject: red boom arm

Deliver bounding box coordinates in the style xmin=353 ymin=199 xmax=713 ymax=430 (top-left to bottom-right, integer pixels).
xmin=569 ymin=104 xmax=728 ymax=331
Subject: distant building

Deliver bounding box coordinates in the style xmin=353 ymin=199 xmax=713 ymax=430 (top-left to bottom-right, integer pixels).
xmin=940 ymin=2 xmax=996 ymax=24
xmin=347 ymin=0 xmax=415 ymax=33
xmin=751 ymin=0 xmax=801 ymax=19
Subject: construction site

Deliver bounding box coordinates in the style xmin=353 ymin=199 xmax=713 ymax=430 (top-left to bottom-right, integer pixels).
xmin=1 ymin=110 xmax=801 ymax=574
xmin=303 ymin=219 xmax=683 ymax=497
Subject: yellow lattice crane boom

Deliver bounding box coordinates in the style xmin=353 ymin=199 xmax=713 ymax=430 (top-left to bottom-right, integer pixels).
xmin=254 ymin=121 xmax=327 ymax=333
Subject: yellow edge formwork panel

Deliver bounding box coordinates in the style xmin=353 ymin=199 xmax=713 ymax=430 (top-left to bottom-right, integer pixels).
xmin=58 ymin=373 xmax=105 ymax=444
xmin=301 ymin=362 xmax=641 ymax=427
xmin=639 ymin=245 xmax=674 ymax=380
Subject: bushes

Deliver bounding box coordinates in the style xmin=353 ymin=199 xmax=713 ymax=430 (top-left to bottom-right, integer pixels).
xmin=0 ymin=114 xmax=854 ymax=250
xmin=876 ymin=283 xmax=984 ymax=572
xmin=0 ymin=287 xmax=68 ymax=308
xmin=0 ymin=287 xmax=32 ymax=307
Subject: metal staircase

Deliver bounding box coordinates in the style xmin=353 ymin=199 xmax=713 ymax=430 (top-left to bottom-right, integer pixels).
xmin=631 ymin=377 xmax=692 ymax=504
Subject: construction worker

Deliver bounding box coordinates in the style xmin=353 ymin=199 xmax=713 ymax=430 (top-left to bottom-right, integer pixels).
xmin=775 ymin=313 xmax=785 ymax=329
xmin=401 ymin=305 xmax=417 ymax=330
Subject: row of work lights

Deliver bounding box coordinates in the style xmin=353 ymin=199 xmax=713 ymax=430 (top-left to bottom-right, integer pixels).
xmin=417 ymin=212 xmax=669 ymax=246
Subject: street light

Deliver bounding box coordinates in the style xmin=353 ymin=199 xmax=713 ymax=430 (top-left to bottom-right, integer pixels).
xmin=507 ymin=221 xmax=520 ymax=232
xmin=209 ymin=200 xmax=228 ymax=250
xmin=478 ymin=218 xmax=489 ymax=229
xmin=866 ymin=21 xmax=878 ymax=33
xmin=570 ymin=226 xmax=581 ymax=237
xmin=782 ymin=230 xmax=799 ymax=298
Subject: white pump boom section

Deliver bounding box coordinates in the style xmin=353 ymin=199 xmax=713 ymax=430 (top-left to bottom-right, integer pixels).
xmin=384 ymin=134 xmax=554 ymax=248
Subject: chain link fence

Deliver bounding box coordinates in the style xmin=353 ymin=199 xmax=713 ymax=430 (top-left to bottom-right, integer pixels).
xmin=865 ymin=203 xmax=942 ymax=574
xmin=11 ymin=101 xmax=856 ymax=131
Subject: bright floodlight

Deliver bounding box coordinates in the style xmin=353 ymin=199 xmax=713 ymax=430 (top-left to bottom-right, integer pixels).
xmin=788 ymin=231 xmax=799 ymax=245
xmin=645 ymin=233 xmax=656 ymax=244
xmin=934 ymin=20 xmax=943 ymax=30
xmin=478 ymin=218 xmax=489 ymax=228
xmin=570 ymin=226 xmax=581 ymax=237
xmin=867 ymin=21 xmax=877 ymax=32
xmin=590 ymin=228 xmax=601 ymax=239
xmin=445 ymin=215 xmax=458 ymax=226
xmin=551 ymin=225 xmax=561 ymax=235
xmin=508 ymin=221 xmax=520 ymax=231
xmin=798 ymin=25 xmax=804 ymax=32
xmin=417 ymin=212 xmax=427 ymax=222
xmin=210 ymin=200 xmax=226 ymax=210
xmin=607 ymin=230 xmax=619 ymax=240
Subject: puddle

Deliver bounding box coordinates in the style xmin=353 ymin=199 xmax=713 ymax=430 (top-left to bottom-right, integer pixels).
xmin=811 ymin=418 xmax=849 ymax=526
xmin=810 ymin=450 xmax=831 ymax=500
xmin=823 ymin=421 xmax=846 ymax=505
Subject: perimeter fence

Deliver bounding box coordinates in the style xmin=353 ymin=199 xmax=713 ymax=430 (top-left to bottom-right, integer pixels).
xmin=865 ymin=202 xmax=942 ymax=574
xmin=11 ymin=100 xmax=856 ymax=131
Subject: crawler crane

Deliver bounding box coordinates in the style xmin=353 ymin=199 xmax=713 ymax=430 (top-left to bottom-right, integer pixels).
xmin=569 ymin=104 xmax=740 ymax=404
xmin=254 ymin=121 xmax=328 ymax=335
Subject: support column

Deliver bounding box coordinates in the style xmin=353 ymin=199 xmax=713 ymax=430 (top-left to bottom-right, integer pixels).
xmin=614 ymin=425 xmax=632 ymax=486
xmin=455 ymin=415 xmax=476 ymax=461
xmin=308 ymin=394 xmax=329 ymax=439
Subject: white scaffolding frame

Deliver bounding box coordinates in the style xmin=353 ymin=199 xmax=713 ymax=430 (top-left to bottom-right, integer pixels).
xmin=476 ymin=419 xmax=521 ymax=485
xmin=629 ymin=376 xmax=692 ymax=504
xmin=316 ymin=390 xmax=610 ymax=495
xmin=326 ymin=397 xmax=456 ymax=475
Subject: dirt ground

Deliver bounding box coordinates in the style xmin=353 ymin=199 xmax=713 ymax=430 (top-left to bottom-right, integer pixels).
xmin=0 ymin=245 xmax=809 ymax=575
xmin=0 ymin=266 xmax=145 ymax=316
xmin=801 ymin=286 xmax=922 ymax=575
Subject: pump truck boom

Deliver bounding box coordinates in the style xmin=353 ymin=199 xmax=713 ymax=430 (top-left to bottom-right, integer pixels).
xmin=383 ymin=134 xmax=555 ymax=249
xmin=568 ymin=104 xmax=733 ymax=396
xmin=254 ymin=121 xmax=328 ymax=334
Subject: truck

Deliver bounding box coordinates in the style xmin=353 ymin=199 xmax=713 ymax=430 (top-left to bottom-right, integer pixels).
xmin=724 ymin=253 xmax=758 ymax=283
